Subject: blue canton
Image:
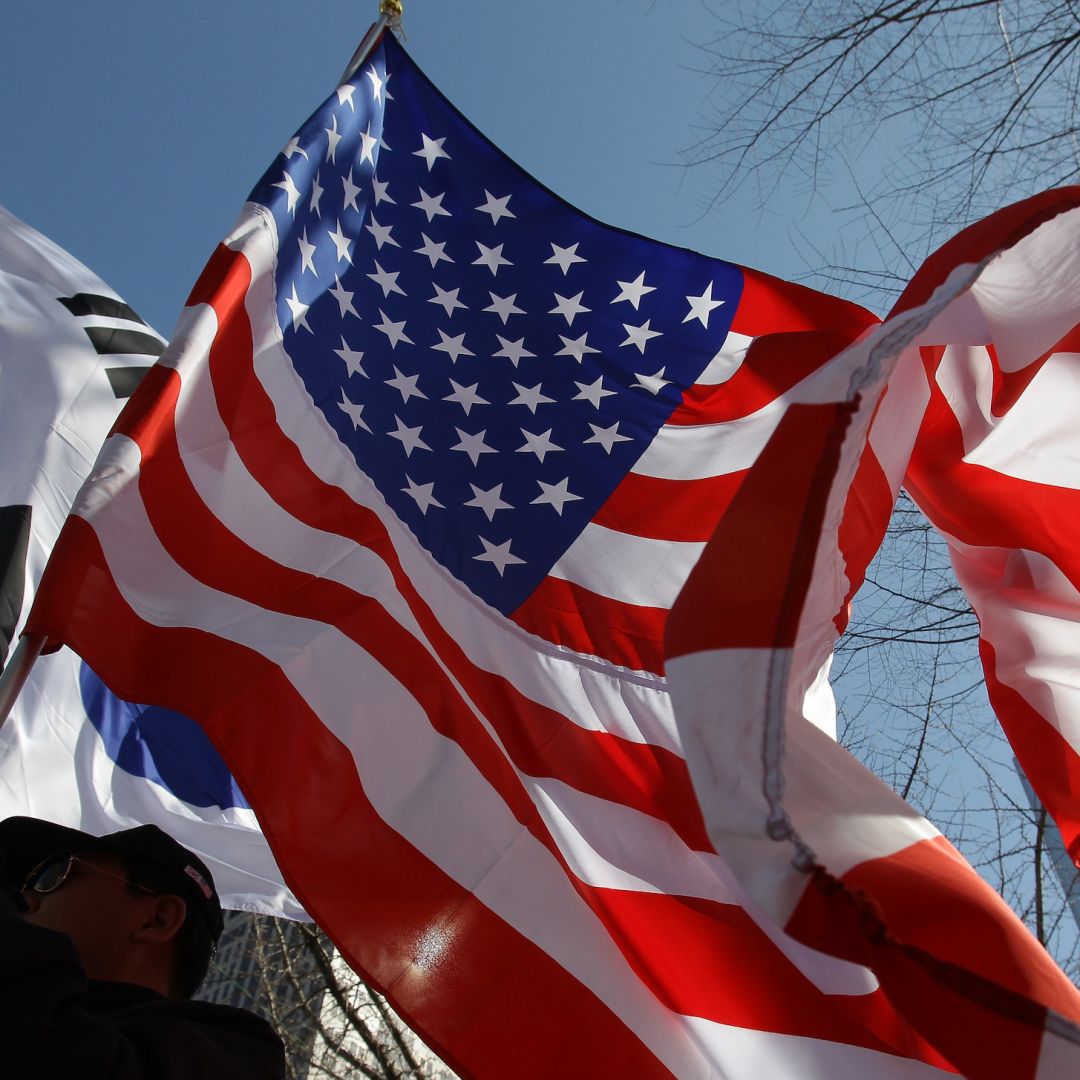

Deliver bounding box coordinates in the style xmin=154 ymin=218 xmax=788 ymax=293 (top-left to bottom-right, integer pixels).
xmin=248 ymin=36 xmax=743 ymax=615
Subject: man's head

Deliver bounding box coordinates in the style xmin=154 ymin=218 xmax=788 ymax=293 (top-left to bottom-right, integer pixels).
xmin=0 ymin=817 xmax=223 ymax=998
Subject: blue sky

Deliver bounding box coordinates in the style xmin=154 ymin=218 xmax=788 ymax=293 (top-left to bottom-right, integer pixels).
xmin=1 ymin=0 xmax=870 ymax=334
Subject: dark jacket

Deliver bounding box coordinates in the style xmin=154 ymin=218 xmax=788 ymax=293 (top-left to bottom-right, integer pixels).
xmin=0 ymin=888 xmax=286 ymax=1079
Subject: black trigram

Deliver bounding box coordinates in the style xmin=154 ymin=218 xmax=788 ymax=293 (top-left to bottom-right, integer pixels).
xmin=58 ymin=292 xmax=165 ymax=399
xmin=0 ymin=504 xmax=30 ymax=669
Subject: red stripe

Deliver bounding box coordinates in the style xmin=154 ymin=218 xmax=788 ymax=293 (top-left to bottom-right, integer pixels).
xmin=786 ymin=836 xmax=1080 ymax=1079
xmin=30 ymin=520 xmax=672 ymax=1080
xmin=666 ymin=400 xmax=856 ymax=658
xmin=511 ymin=574 xmax=666 ymax=674
xmin=669 ymin=328 xmax=864 ymax=426
xmin=594 ymin=889 xmax=953 ymax=1066
xmin=980 ymin=639 xmax=1080 ymax=865
xmin=592 ymin=470 xmax=746 ymax=543
xmin=732 ymin=265 xmax=879 ymax=339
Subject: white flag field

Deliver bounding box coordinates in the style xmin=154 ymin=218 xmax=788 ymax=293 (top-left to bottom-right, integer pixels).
xmin=0 ymin=203 xmax=299 ymax=917
xmin=4 ymin=30 xmax=1080 ymax=1077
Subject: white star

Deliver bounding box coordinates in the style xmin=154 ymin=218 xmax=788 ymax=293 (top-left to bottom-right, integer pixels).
xmin=402 ymin=475 xmax=442 ymax=515
xmin=337 ymin=389 xmax=369 ymax=430
xmin=335 ymin=83 xmax=357 ymax=109
xmin=493 ymin=335 xmax=535 ymax=367
xmin=474 ymin=536 xmax=525 ymax=576
xmin=367 ymin=261 xmax=405 ymax=297
xmin=613 ymin=271 xmax=656 ymax=309
xmin=473 ymin=242 xmax=512 ymax=276
xmin=429 ymin=283 xmax=467 ymax=317
xmin=684 ymin=282 xmax=725 ymax=328
xmin=309 ymin=171 xmax=324 ymax=218
xmin=584 ymin=421 xmax=632 ymax=454
xmin=359 ymin=123 xmax=379 ymax=166
xmin=373 ymin=309 xmax=413 ymax=348
xmin=545 ymin=242 xmax=586 ymax=274
xmin=549 ymin=291 xmax=591 ymax=326
xmin=329 ymin=276 xmax=358 ymax=319
xmin=532 ymin=477 xmax=583 ymax=516
xmin=372 ymin=175 xmax=394 ymax=205
xmin=272 ymin=171 xmax=301 ymax=215
xmin=414 ymin=133 xmax=450 ymax=170
xmin=384 ymin=365 xmax=426 ymax=403
xmin=334 ymin=336 xmax=366 ymax=378
xmin=484 ymin=292 xmax=524 ymax=323
xmin=432 ymin=329 xmax=474 ymax=363
xmin=573 ymin=376 xmax=615 ymax=408
xmin=414 ymin=233 xmax=452 ymax=267
xmin=342 ymin=168 xmax=362 ymax=213
xmin=555 ymin=332 xmax=600 ymax=362
xmin=411 ymin=188 xmax=451 ymax=222
xmin=366 ymin=213 xmax=399 ymax=249
xmin=298 ymin=229 xmax=318 ymax=276
xmin=388 ymin=416 xmax=431 ymax=456
xmin=284 ymin=284 xmax=311 ymax=333
xmin=475 ymin=190 xmax=515 ymax=225
xmin=443 ymin=379 xmax=489 ymax=415
xmin=632 ymin=366 xmax=672 ymax=394
xmin=325 ymin=115 xmax=342 ymax=163
xmin=327 ymin=219 xmax=353 ymax=265
xmin=508 ymin=382 xmax=554 ymax=413
xmin=517 ymin=427 xmax=563 ymax=462
xmin=366 ymin=65 xmax=384 ymax=102
xmin=465 ymin=483 xmax=512 ymax=521
xmin=282 ymin=137 xmax=309 ymax=161
xmin=621 ymin=318 xmax=662 ymax=353
xmin=451 ymin=427 xmax=497 ymax=466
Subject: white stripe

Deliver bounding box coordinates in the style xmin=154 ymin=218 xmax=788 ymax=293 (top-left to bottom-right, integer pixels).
xmin=80 ymin=450 xmax=949 ymax=1077
xmin=696 ymin=329 xmax=753 ymax=386
xmin=865 ymin=343 xmax=930 ymax=495
xmin=548 ymin=522 xmax=704 ymax=609
xmin=633 ymin=356 xmax=856 ymax=482
xmin=937 ymin=345 xmax=1080 ymax=490
xmin=920 ymin=202 xmax=1080 ymax=373
xmin=947 ymin=540 xmax=1080 ymax=752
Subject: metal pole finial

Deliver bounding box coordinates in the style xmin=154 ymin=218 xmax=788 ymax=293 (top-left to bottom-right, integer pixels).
xmin=380 ymin=1 xmax=404 ymax=32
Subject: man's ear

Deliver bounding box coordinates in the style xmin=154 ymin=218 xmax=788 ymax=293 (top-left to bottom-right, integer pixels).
xmin=133 ymin=894 xmax=187 ymax=945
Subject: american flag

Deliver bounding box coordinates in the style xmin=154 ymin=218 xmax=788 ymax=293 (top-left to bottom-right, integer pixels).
xmin=23 ymin=31 xmax=979 ymax=1078
xmin=667 ymin=191 xmax=1080 ymax=1080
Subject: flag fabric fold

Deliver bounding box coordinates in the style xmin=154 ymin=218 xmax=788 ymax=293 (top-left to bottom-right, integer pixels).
xmin=0 ymin=203 xmax=298 ymax=918
xmin=665 ymin=190 xmax=1080 ymax=1079
xmin=18 ymin=30 xmax=998 ymax=1079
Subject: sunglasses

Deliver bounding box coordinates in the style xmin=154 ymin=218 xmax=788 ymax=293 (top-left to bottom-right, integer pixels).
xmin=22 ymin=853 xmax=160 ymax=897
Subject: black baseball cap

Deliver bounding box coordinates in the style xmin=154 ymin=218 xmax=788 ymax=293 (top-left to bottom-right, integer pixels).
xmin=0 ymin=816 xmax=224 ymax=940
